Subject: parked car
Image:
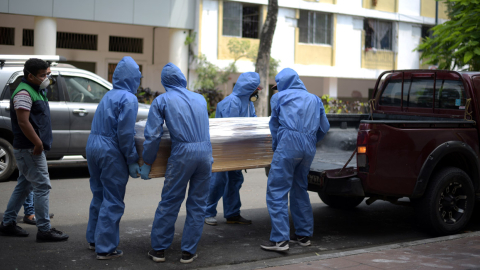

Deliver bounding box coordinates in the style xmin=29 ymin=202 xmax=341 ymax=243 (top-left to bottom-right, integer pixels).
xmin=0 ymin=55 xmax=150 ymax=182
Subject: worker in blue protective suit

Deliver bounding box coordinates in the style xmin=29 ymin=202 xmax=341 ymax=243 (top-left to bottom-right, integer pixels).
xmin=204 ymin=72 xmax=261 ymax=227
xmin=260 ymin=68 xmax=330 ymax=252
xmin=85 ymin=56 xmax=141 ymax=260
xmin=139 ymin=63 xmax=213 ymax=264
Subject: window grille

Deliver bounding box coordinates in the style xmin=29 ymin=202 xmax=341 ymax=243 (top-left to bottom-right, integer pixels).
xmin=364 ymin=19 xmax=392 ymax=50
xmin=222 ymin=2 xmax=259 ymax=39
xmin=57 ymin=32 xmax=98 ymax=50
xmin=23 ymin=29 xmax=34 ymax=47
xmin=0 ymin=27 xmax=15 ymax=45
xmin=298 ymin=11 xmax=332 ymax=45
xmin=109 ymin=36 xmax=143 ymax=54
xmin=108 ymin=63 xmax=143 ymax=86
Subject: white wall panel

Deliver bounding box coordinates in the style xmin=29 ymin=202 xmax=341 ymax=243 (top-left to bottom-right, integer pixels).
xmin=0 ymin=0 xmax=8 ymax=13
xmin=53 ymin=0 xmax=94 ymax=20
xmin=397 ymin=22 xmax=420 ymax=69
xmin=335 ymin=15 xmax=361 ymax=70
xmin=8 ymin=0 xmax=53 ymax=17
xmin=398 ymin=0 xmax=420 ymax=17
xmin=94 ymin=0 xmax=134 ymax=24
xmin=133 ymin=0 xmax=170 ymax=26
xmin=169 ymin=0 xmax=195 ymax=29
xmin=200 ymin=0 xmax=218 ymax=61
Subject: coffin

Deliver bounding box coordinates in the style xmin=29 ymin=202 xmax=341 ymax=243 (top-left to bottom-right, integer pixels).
xmin=134 ymin=117 xmax=274 ymax=178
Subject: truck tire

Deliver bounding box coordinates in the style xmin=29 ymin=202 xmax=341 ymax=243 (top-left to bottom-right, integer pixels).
xmin=0 ymin=138 xmax=16 ymax=182
xmin=318 ymin=191 xmax=364 ymax=209
xmin=413 ymin=167 xmax=474 ymax=236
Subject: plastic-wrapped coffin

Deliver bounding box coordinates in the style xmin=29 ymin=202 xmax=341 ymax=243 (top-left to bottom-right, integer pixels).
xmin=134 ymin=117 xmax=274 ymax=178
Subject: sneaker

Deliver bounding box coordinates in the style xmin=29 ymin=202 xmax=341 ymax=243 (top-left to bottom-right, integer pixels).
xmin=226 ymin=215 xmax=252 ymax=225
xmin=88 ymin=243 xmax=95 ymax=250
xmin=23 ymin=213 xmax=55 ymax=226
xmin=148 ymin=249 xmax=165 ymax=262
xmin=204 ymin=217 xmax=217 ymax=226
xmin=97 ymin=249 xmax=123 ymax=260
xmin=0 ymin=222 xmax=29 ymax=237
xmin=260 ymin=241 xmax=289 ymax=251
xmin=290 ymin=235 xmax=311 ymax=246
xmin=180 ymin=251 xmax=198 ymax=264
xmin=36 ymin=228 xmax=69 ymax=242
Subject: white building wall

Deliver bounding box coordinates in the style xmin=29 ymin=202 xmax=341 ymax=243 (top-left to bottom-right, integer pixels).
xmin=335 ymin=15 xmax=362 ymax=71
xmin=397 ymin=22 xmax=421 ymax=70
xmin=398 ymin=0 xmax=421 ymax=17
xmin=200 ymin=0 xmax=219 ymax=62
xmin=270 ymin=7 xmax=296 ymax=69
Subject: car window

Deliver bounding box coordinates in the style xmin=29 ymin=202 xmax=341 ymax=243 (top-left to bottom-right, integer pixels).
xmin=9 ymin=76 xmax=60 ymax=101
xmin=403 ymin=79 xmax=434 ymax=108
xmin=435 ymin=79 xmax=465 ymax=110
xmin=379 ymin=79 xmax=402 ymax=106
xmin=64 ymin=76 xmax=108 ymax=103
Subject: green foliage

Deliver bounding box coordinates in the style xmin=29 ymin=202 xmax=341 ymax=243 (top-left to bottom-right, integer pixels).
xmin=196 ymin=90 xmax=223 ymax=118
xmin=194 ymin=54 xmax=233 ymax=90
xmin=136 ymin=87 xmax=161 ymax=104
xmin=268 ymin=57 xmax=280 ymax=78
xmin=321 ymin=95 xmax=369 ymax=114
xmin=184 ymin=32 xmax=196 ymax=46
xmin=416 ymin=0 xmax=480 ymax=71
xmin=227 ymin=39 xmax=258 ymax=61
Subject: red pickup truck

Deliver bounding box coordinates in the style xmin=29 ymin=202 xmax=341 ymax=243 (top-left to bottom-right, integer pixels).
xmin=307 ymin=70 xmax=480 ymax=236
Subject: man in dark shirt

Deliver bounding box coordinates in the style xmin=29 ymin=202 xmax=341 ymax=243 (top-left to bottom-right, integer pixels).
xmin=0 ymin=58 xmax=68 ymax=242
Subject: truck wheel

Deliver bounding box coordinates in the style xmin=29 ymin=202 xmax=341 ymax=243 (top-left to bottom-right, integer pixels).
xmin=414 ymin=167 xmax=474 ymax=236
xmin=0 ymin=138 xmax=16 ymax=182
xmin=318 ymin=190 xmax=364 ymax=209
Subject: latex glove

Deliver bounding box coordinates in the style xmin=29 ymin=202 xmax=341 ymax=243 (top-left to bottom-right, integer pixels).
xmin=140 ymin=164 xmax=152 ymax=180
xmin=128 ymin=163 xmax=140 ymax=178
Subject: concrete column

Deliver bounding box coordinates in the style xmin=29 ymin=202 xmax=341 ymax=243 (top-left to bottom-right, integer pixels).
xmin=169 ymin=29 xmax=189 ymax=77
xmin=323 ymin=77 xmax=338 ymax=98
xmin=34 ymin=17 xmax=57 ymax=55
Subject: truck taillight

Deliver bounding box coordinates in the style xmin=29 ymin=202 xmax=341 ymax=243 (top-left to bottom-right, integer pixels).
xmin=358 ymin=146 xmax=367 ymax=154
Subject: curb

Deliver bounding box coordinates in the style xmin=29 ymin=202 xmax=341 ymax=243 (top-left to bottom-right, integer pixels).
xmin=200 ymin=231 xmax=480 ymax=270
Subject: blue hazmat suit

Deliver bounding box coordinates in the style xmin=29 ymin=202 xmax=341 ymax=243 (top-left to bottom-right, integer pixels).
xmin=143 ymin=63 xmax=213 ymax=254
xmin=205 ymin=72 xmax=259 ymax=219
xmin=86 ymin=56 xmax=141 ymax=254
xmin=267 ymin=68 xmax=330 ymax=242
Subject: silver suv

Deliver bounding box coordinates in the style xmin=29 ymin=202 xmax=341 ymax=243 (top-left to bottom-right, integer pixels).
xmin=0 ymin=55 xmax=150 ymax=181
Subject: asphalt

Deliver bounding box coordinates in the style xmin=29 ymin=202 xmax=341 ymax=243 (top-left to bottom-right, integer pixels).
xmin=0 ymin=149 xmax=479 ymax=270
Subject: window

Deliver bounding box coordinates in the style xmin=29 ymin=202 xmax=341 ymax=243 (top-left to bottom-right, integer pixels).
xmin=223 ymin=2 xmax=259 ymax=39
xmin=379 ymin=79 xmax=402 ymax=106
xmin=109 ymin=36 xmax=143 ymax=53
xmin=0 ymin=27 xmax=15 ymax=45
xmin=435 ymin=80 xmax=465 ymax=109
xmin=421 ymin=25 xmax=433 ymax=40
xmin=57 ymin=32 xmax=98 ymax=50
xmin=403 ymin=79 xmax=434 ymax=108
xmin=23 ymin=29 xmax=34 ymax=47
xmin=64 ymin=76 xmax=108 ymax=103
xmin=10 ymin=76 xmax=60 ymax=102
xmin=298 ymin=10 xmax=332 ymax=45
xmin=364 ymin=19 xmax=392 ymax=50
xmin=108 ymin=63 xmax=142 ymax=86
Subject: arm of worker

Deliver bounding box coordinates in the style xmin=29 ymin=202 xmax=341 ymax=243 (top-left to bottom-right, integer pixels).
xmin=117 ymin=97 xmax=139 ymax=164
xmin=142 ymin=97 xmax=165 ymax=166
xmin=117 ymin=96 xmax=140 ymax=178
xmin=269 ymin=94 xmax=279 ymax=152
xmin=316 ymin=99 xmax=330 ymax=143
xmin=16 ymin=109 xmax=44 ymax=155
xmin=250 ymin=102 xmax=257 ymax=117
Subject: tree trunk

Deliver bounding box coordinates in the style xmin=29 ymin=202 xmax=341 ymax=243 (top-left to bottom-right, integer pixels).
xmin=254 ymin=0 xmax=278 ymax=117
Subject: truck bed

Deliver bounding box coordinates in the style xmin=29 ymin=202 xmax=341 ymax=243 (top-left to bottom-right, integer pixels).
xmin=310 ymin=148 xmax=356 ymax=173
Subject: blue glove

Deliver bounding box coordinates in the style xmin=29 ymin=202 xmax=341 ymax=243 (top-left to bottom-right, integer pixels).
xmin=128 ymin=163 xmax=140 ymax=178
xmin=140 ymin=164 xmax=152 ymax=180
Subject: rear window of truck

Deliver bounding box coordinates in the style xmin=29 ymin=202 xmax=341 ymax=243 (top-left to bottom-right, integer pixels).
xmin=379 ymin=77 xmax=465 ymax=110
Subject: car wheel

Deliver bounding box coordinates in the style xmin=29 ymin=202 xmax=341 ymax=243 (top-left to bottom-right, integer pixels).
xmin=413 ymin=167 xmax=474 ymax=236
xmin=318 ymin=190 xmax=364 ymax=209
xmin=0 ymin=138 xmax=17 ymax=182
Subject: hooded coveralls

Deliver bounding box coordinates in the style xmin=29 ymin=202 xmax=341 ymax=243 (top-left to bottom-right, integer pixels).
xmin=205 ymin=72 xmax=259 ymax=219
xmin=86 ymin=56 xmax=141 ymax=253
xmin=267 ymin=68 xmax=330 ymax=242
xmin=143 ymin=63 xmax=213 ymax=254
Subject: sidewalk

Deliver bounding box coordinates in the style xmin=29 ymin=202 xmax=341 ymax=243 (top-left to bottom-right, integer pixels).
xmin=203 ymin=232 xmax=480 ymax=270
xmin=270 ymin=232 xmax=480 ymax=270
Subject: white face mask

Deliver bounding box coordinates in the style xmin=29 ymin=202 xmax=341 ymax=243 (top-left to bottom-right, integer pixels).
xmin=39 ymin=77 xmax=50 ymax=90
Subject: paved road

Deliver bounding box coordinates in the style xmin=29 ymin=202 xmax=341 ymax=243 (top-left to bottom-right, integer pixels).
xmin=0 ymin=150 xmax=479 ymax=270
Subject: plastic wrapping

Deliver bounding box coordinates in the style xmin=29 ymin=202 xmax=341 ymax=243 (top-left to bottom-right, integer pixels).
xmin=134 ymin=117 xmax=273 ymax=178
